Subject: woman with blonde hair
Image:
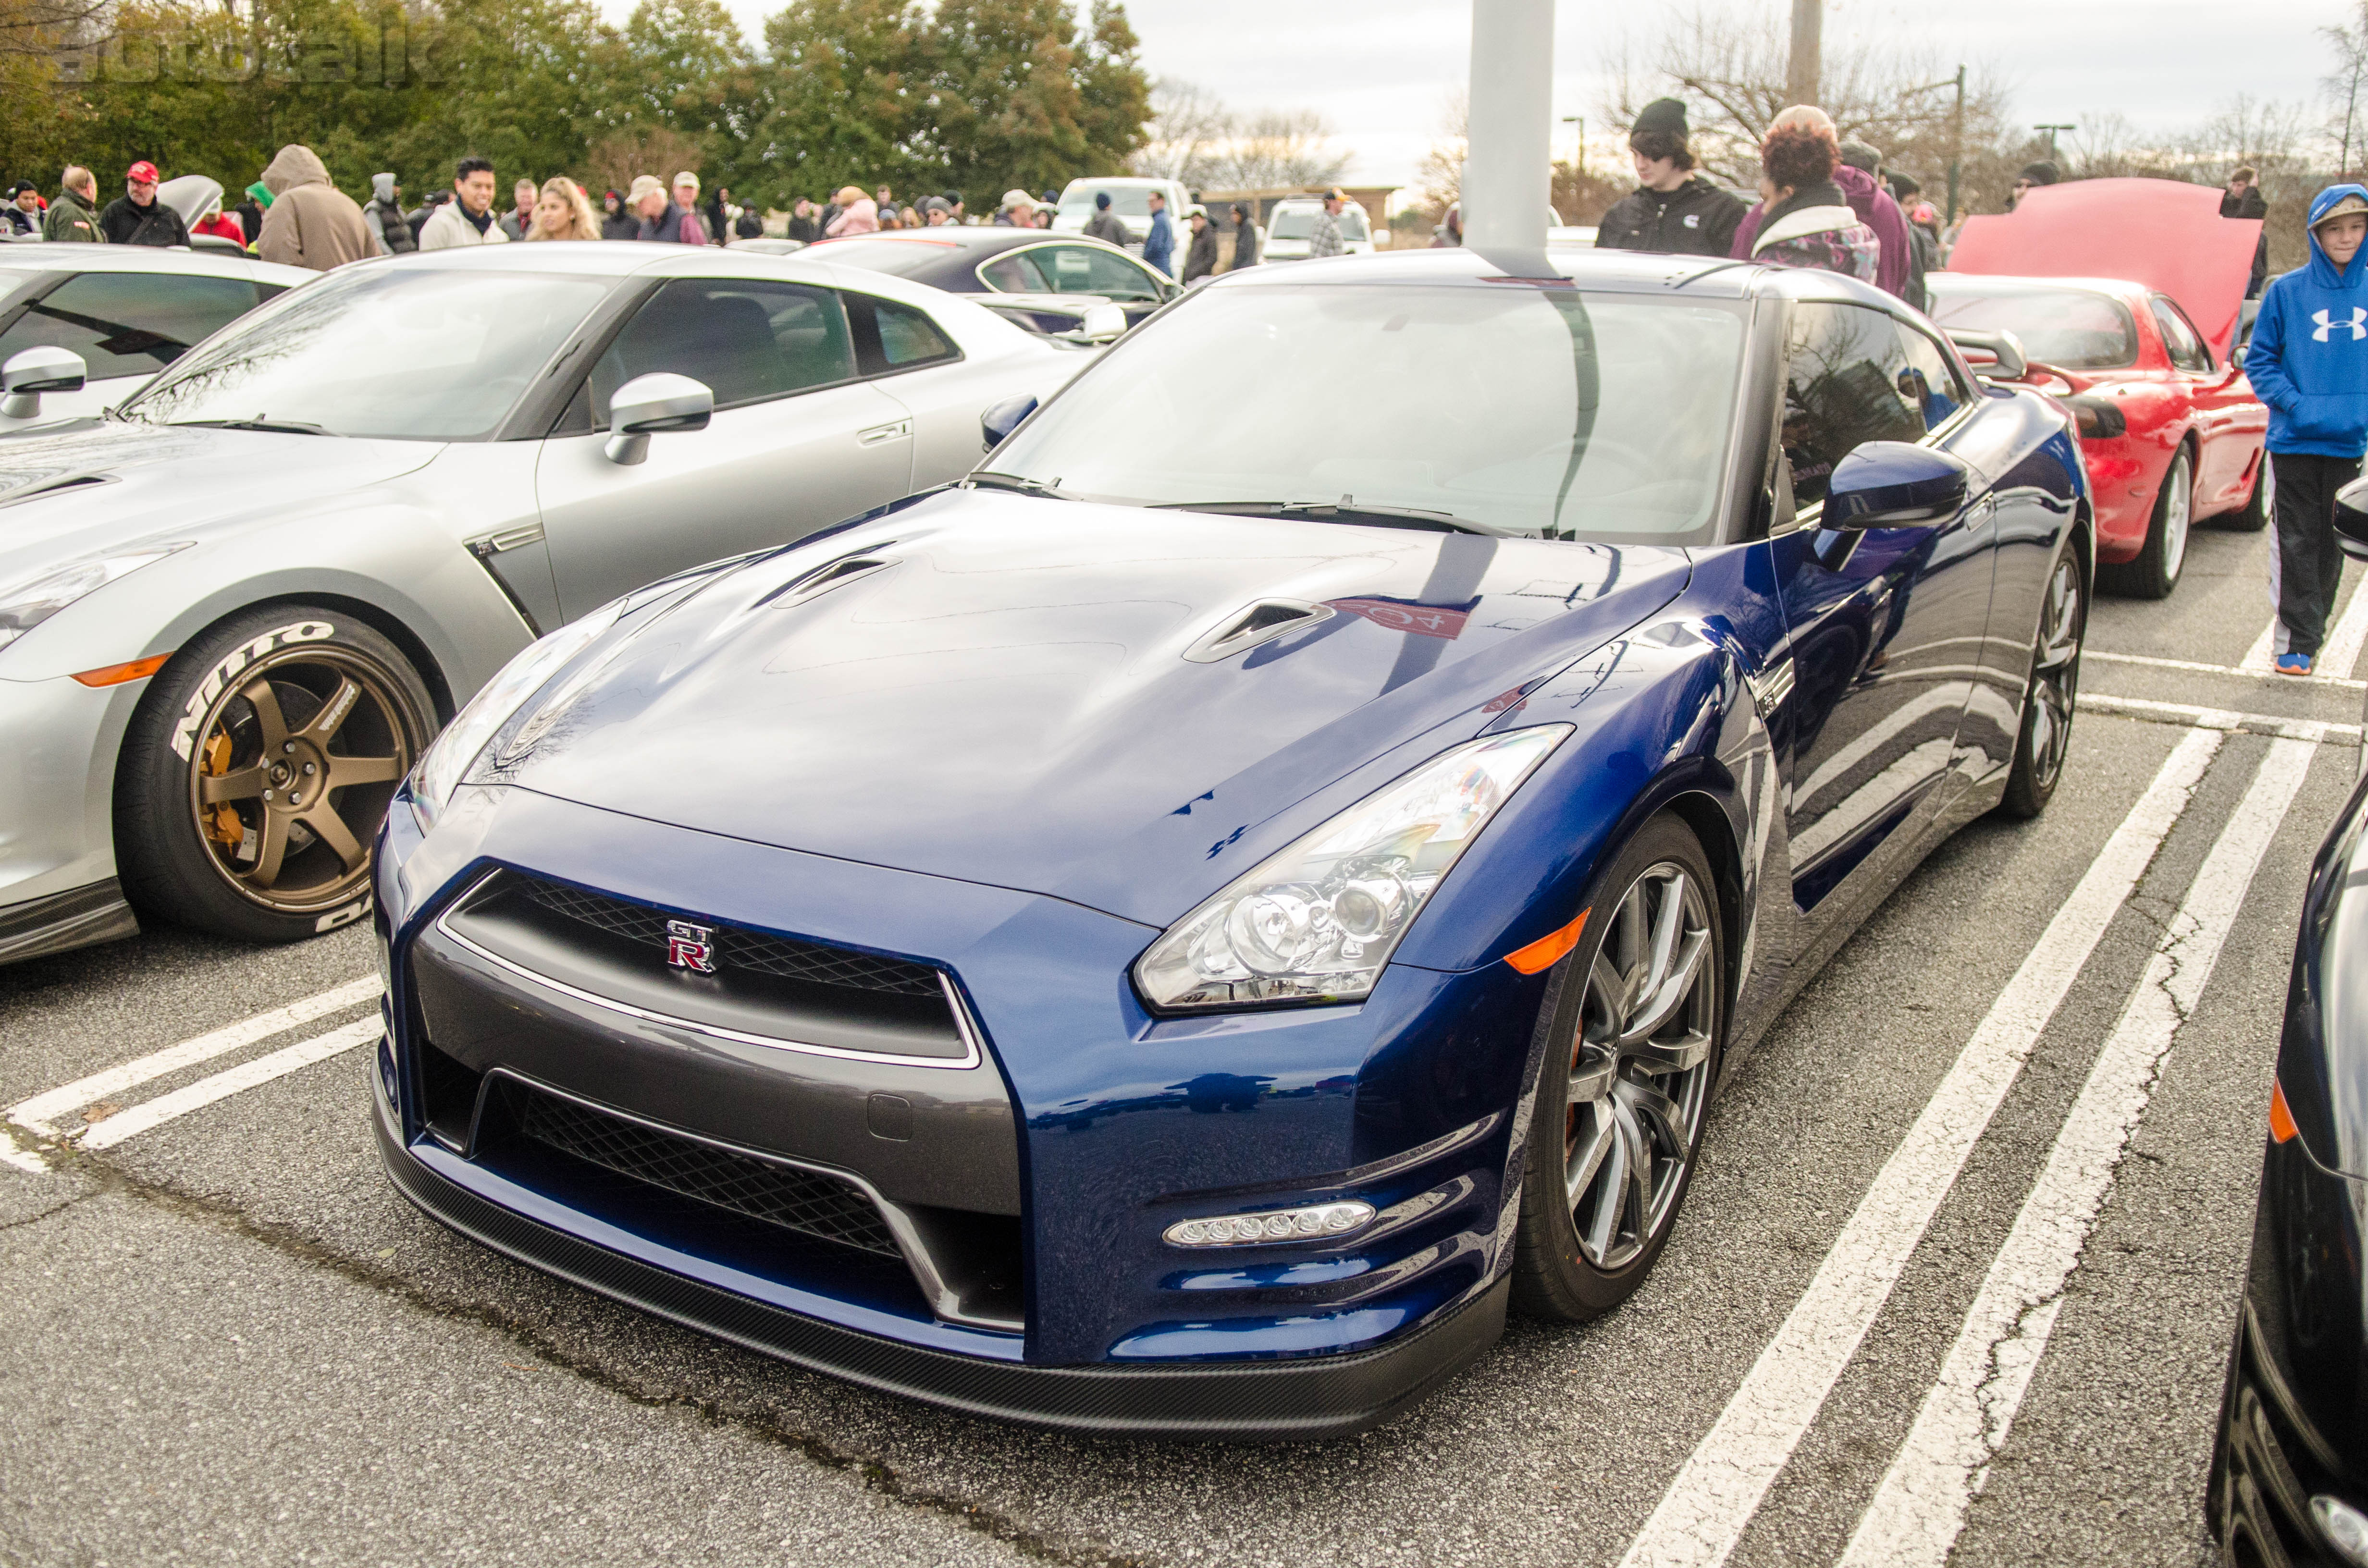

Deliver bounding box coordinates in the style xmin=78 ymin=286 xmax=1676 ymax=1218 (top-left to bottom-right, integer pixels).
xmin=523 ymin=176 xmax=602 ymax=243
xmin=825 ymin=184 xmax=878 ymax=237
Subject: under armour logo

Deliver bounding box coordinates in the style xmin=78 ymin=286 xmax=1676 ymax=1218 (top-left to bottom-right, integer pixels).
xmin=2314 ymin=307 xmax=2368 ymax=342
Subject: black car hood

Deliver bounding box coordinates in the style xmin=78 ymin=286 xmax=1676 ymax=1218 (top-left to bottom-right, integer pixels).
xmin=496 ymin=490 xmax=1689 ymax=924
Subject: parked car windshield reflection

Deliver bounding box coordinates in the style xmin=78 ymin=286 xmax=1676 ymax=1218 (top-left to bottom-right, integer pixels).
xmin=1926 ymin=278 xmax=2141 ymax=370
xmin=988 ymin=284 xmax=1746 ymax=542
xmin=120 ymin=268 xmax=611 ymax=441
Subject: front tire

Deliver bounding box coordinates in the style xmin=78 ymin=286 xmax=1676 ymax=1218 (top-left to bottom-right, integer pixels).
xmin=1998 ymin=548 xmax=2086 ymax=820
xmin=2220 ymin=456 xmax=2271 ymax=533
xmin=2098 ymin=446 xmax=2192 ymax=599
xmin=116 ymin=604 xmax=435 ymax=943
xmin=1510 ymin=816 xmax=1724 ymax=1322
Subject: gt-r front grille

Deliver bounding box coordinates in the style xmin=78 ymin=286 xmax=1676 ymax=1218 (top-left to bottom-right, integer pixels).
xmin=518 ymin=876 xmax=942 ymax=997
xmin=501 ymin=1080 xmax=902 ymax=1258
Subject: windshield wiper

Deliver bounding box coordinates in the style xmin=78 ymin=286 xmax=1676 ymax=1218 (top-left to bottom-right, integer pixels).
xmin=965 ymin=471 xmax=1085 ymax=500
xmin=1153 ymin=500 xmax=1499 ymax=536
xmin=167 ymin=418 xmax=334 ymax=436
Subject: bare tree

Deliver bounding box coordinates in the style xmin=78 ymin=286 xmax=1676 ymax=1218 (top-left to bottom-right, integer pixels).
xmin=2326 ymin=0 xmax=2368 ymax=179
xmin=1131 ymin=77 xmax=1233 ymax=185
xmin=1212 ymin=106 xmax=1348 ymax=190
xmin=1598 ymin=2 xmax=2011 ymax=198
xmin=1414 ymin=91 xmax=1467 ymax=217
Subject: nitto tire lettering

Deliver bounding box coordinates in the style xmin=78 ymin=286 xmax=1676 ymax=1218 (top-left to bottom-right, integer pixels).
xmin=315 ymin=894 xmax=371 ymax=933
xmin=170 ymin=620 xmax=338 ymax=760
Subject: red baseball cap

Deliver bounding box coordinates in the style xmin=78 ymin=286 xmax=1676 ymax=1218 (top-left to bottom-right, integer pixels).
xmin=126 ymin=160 xmax=160 ymax=184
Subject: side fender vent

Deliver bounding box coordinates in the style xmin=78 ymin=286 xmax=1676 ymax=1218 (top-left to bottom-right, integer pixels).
xmin=0 ymin=472 xmax=115 ymax=512
xmin=1184 ymin=599 xmax=1334 ymax=663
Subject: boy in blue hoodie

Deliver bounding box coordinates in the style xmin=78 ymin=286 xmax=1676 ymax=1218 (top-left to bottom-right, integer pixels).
xmin=2248 ymin=184 xmax=2368 ymax=675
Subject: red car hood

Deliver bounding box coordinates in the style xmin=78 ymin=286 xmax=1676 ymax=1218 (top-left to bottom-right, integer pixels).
xmin=1948 ymin=177 xmax=2260 ymax=361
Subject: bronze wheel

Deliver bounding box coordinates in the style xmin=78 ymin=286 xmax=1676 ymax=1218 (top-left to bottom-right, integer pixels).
xmin=119 ymin=606 xmax=436 ymax=943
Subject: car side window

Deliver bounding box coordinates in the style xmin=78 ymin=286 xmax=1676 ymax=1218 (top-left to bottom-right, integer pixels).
xmin=1894 ymin=325 xmax=1972 ymax=432
xmin=2150 ymin=296 xmax=2213 ymax=373
xmin=589 ymin=278 xmax=855 ymax=425
xmin=979 ymin=251 xmax=1051 ymax=293
xmin=0 ymin=272 xmax=265 ymax=380
xmin=1779 ymin=302 xmax=1927 ymax=510
xmin=1045 ymin=245 xmax=1161 ymax=301
xmin=843 ymin=292 xmax=961 ymax=377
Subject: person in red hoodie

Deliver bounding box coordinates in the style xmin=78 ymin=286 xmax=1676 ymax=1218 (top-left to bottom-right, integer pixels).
xmin=191 ymin=195 xmax=247 ymax=245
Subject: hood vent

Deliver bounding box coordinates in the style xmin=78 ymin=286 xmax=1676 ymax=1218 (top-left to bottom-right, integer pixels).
xmin=1184 ymin=599 xmax=1335 ymax=663
xmin=760 ymin=549 xmax=899 ymax=610
xmin=0 ymin=472 xmax=115 ymax=513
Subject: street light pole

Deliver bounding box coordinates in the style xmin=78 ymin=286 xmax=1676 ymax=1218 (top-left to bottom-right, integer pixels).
xmin=1788 ymin=0 xmax=1820 ymax=108
xmin=1465 ymin=0 xmax=1555 ymax=249
xmin=1948 ymin=64 xmax=1965 ymax=225
xmin=2035 ymin=122 xmax=2075 ymax=160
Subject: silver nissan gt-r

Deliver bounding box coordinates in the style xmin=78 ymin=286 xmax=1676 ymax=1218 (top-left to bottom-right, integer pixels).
xmin=0 ymin=241 xmax=1110 ymax=963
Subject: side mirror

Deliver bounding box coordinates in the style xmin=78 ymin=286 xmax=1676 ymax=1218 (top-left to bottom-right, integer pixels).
xmin=2337 ymin=476 xmax=2368 ymax=562
xmin=2 ymin=346 xmax=87 ymax=419
xmin=1944 ymin=327 xmax=2027 ymax=382
xmin=1060 ymin=303 xmax=1127 ymax=344
xmin=1824 ymin=441 xmax=1972 ymax=530
xmin=980 ymin=393 xmax=1037 ymax=452
xmin=603 ymin=372 xmax=712 ymax=465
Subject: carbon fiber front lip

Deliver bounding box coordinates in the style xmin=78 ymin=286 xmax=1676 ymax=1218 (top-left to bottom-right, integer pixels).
xmin=372 ymin=1081 xmax=1506 ymax=1439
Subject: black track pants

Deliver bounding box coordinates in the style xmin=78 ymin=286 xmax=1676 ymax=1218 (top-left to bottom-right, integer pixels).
xmin=2272 ymin=452 xmax=2361 ymax=659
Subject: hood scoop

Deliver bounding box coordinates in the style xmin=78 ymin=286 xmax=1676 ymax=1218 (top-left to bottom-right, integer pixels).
xmin=760 ymin=548 xmax=899 ymax=610
xmin=1184 ymin=599 xmax=1335 ymax=663
xmin=0 ymin=472 xmax=115 ymax=513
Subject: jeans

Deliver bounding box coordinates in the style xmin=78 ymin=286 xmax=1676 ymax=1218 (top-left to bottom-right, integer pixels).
xmin=2272 ymin=452 xmax=2362 ymax=659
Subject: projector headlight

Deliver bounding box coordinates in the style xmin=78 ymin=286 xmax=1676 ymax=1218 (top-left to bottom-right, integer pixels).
xmin=1133 ymin=725 xmax=1571 ymax=1012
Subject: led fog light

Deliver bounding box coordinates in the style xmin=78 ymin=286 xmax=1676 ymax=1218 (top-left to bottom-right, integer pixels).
xmin=1164 ymin=1200 xmax=1375 ymax=1247
xmin=2314 ymin=1496 xmax=2368 ymax=1567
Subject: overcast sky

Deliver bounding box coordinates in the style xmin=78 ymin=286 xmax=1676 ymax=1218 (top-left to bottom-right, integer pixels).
xmin=667 ymin=0 xmax=2352 ymax=189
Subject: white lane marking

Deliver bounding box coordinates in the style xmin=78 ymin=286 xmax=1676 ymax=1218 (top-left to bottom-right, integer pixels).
xmin=2242 ymin=613 xmax=2277 ymax=673
xmin=1613 ymin=724 xmax=2227 ymax=1568
xmin=75 ymin=1018 xmax=383 ymax=1152
xmin=2080 ymin=693 xmax=2361 ymax=745
xmin=1838 ymin=729 xmax=2320 ymax=1568
xmin=2085 ymin=649 xmax=2368 ymax=693
xmin=2321 ymin=571 xmax=2368 ymax=682
xmin=8 ymin=976 xmax=378 ymax=1138
xmin=0 ymin=1126 xmax=47 ymax=1174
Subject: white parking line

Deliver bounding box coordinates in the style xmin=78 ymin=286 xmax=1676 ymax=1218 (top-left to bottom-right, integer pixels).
xmin=75 ymin=1018 xmax=385 ymax=1152
xmin=1614 ymin=723 xmax=2226 ymax=1568
xmin=2080 ymin=692 xmax=2361 ymax=745
xmin=2241 ymin=573 xmax=2368 ymax=678
xmin=2084 ymin=649 xmax=2368 ymax=693
xmin=8 ymin=976 xmax=378 ymax=1139
xmin=1837 ymin=729 xmax=2321 ymax=1568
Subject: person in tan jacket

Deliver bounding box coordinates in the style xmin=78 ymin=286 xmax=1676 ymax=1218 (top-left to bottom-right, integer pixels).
xmin=256 ymin=144 xmax=371 ymax=272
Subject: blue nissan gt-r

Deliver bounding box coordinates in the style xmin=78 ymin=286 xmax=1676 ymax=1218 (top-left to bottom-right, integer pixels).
xmin=370 ymin=246 xmax=2090 ymax=1436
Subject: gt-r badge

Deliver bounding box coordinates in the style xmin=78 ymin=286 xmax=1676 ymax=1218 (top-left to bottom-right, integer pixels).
xmin=665 ymin=919 xmax=717 ymax=974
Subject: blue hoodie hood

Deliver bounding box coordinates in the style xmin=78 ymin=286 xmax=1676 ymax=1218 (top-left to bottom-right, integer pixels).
xmin=2249 ymin=183 xmax=2368 ymax=457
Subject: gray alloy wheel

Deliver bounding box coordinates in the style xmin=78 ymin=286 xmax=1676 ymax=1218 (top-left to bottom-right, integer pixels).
xmin=1999 ymin=550 xmax=2085 ymax=820
xmin=1511 ymin=816 xmax=1724 ymax=1320
xmin=1564 ymin=860 xmax=1717 ymax=1269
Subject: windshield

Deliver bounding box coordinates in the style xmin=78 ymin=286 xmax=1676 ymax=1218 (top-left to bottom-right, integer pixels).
xmin=805 ymin=237 xmax=959 ymax=277
xmin=1061 ymin=185 xmax=1155 ymax=218
xmin=1270 ymin=207 xmax=1370 ymax=241
xmin=988 ymin=284 xmax=1746 ymax=542
xmin=121 ymin=267 xmax=612 ymax=440
xmin=1925 ymin=282 xmax=2139 ymax=370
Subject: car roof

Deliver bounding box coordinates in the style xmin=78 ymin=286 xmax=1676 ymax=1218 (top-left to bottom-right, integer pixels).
xmin=1926 ymin=272 xmax=2151 ymax=303
xmin=1057 ymin=176 xmax=1175 ymax=193
xmin=1204 ymin=245 xmax=1765 ymax=300
xmin=0 ymin=245 xmax=311 ymax=287
xmin=804 ymin=228 xmax=1139 ymax=260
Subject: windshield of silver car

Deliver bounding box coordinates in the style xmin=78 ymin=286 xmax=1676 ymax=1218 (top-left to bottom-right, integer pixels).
xmin=985 ymin=284 xmax=1745 ymax=542
xmin=119 ymin=268 xmax=612 ymax=441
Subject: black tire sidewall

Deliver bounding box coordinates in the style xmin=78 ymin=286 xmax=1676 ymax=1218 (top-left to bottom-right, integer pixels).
xmin=115 ymin=604 xmax=433 ymax=944
xmin=1509 ymin=815 xmax=1724 ymax=1323
xmin=1999 ymin=544 xmax=2087 ymax=820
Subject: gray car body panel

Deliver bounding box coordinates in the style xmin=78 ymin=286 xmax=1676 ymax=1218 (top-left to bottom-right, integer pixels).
xmin=0 ymin=243 xmax=1095 ymax=945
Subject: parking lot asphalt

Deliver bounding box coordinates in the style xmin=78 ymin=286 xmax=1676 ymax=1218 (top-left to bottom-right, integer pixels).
xmin=1 ymin=516 xmax=2351 ymax=1568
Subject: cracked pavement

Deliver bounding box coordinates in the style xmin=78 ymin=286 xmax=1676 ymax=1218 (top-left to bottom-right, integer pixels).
xmin=0 ymin=520 xmax=2357 ymax=1568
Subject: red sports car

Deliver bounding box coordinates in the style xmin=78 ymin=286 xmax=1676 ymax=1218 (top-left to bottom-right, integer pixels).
xmin=1929 ymin=178 xmax=2269 ymax=599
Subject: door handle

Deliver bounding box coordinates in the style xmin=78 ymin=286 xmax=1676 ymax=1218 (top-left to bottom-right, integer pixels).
xmin=858 ymin=419 xmax=912 ymax=446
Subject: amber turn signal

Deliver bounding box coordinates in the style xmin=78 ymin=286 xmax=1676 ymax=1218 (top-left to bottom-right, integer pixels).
xmin=2269 ymin=1079 xmax=2300 ymax=1145
xmin=1504 ymin=907 xmax=1590 ymax=975
xmin=70 ymin=652 xmax=173 ymax=688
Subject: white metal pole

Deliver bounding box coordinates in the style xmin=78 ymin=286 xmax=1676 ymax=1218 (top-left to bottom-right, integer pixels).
xmin=1464 ymin=0 xmax=1555 ymax=250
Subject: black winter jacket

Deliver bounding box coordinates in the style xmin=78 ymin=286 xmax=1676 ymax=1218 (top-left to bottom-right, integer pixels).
xmin=1596 ymin=175 xmax=1746 ymax=258
xmin=99 ymin=194 xmax=189 ymax=247
xmin=1181 ymin=224 xmax=1219 ymax=282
